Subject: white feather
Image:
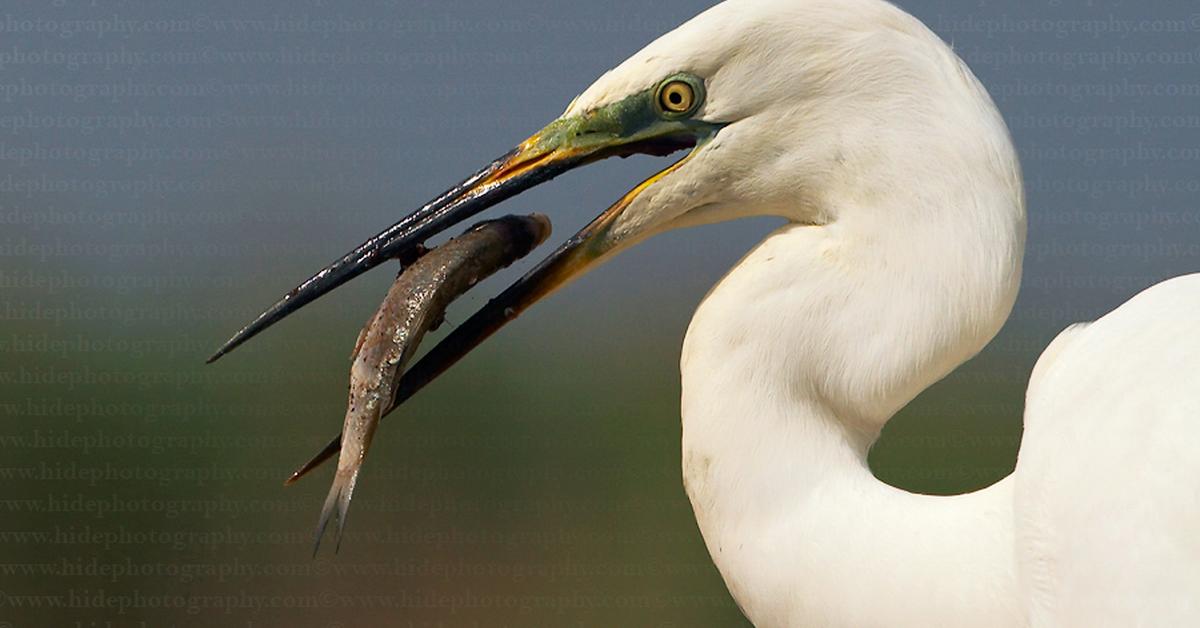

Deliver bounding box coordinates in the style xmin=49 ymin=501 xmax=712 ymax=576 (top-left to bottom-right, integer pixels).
xmin=561 ymin=0 xmax=1200 ymax=625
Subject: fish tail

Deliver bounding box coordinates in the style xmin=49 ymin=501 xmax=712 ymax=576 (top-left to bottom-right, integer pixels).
xmin=312 ymin=468 xmax=359 ymax=556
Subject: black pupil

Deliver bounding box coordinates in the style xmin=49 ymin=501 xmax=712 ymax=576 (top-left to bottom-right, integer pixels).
xmin=669 ymin=91 xmax=684 ymax=105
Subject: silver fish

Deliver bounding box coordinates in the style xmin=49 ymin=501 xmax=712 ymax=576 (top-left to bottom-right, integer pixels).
xmin=311 ymin=214 xmax=551 ymax=553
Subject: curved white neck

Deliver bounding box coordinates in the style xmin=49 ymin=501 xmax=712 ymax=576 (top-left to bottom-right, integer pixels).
xmin=671 ymin=18 xmax=1026 ymax=620
xmin=680 ymin=220 xmax=1024 ymax=627
xmin=681 ymin=397 xmax=1020 ymax=626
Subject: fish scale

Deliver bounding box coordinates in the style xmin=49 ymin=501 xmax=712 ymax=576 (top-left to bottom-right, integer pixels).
xmin=311 ymin=214 xmax=551 ymax=554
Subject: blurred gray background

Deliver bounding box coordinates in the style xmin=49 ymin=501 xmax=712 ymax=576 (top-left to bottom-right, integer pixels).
xmin=0 ymin=0 xmax=1197 ymax=625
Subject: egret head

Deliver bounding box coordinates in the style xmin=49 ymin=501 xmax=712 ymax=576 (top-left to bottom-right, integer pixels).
xmin=212 ymin=0 xmax=1025 ymax=420
xmin=560 ymin=0 xmax=1023 ymax=242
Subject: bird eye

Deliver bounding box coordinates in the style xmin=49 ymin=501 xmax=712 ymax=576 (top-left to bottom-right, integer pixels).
xmin=655 ymin=75 xmax=703 ymax=118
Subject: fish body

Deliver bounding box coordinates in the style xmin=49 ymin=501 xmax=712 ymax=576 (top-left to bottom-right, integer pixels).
xmin=313 ymin=214 xmax=551 ymax=552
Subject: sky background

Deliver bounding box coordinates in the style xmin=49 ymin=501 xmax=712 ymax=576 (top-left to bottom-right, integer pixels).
xmin=1 ymin=0 xmax=1198 ymax=625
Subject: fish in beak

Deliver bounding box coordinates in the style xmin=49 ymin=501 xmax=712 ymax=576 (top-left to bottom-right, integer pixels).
xmin=316 ymin=214 xmax=552 ymax=554
xmin=208 ymin=81 xmax=718 ymax=364
xmin=208 ymin=75 xmax=723 ymax=480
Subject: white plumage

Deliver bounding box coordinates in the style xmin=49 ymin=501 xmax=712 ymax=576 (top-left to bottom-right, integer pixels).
xmin=561 ymin=0 xmax=1200 ymax=625
xmin=208 ymin=0 xmax=1199 ymax=620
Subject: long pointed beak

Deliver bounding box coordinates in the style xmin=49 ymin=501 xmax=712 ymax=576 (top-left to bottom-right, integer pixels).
xmin=284 ymin=150 xmax=698 ymax=483
xmin=208 ymin=139 xmax=583 ymax=363
xmin=209 ymin=80 xmax=725 ymax=479
xmin=208 ymin=100 xmax=703 ymax=363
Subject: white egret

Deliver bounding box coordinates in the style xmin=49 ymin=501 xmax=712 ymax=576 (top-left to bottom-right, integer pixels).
xmin=212 ymin=0 xmax=1200 ymax=625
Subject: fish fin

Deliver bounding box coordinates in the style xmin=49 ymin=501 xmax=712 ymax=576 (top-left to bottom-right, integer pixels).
xmin=350 ymin=325 xmax=370 ymax=362
xmin=312 ymin=467 xmax=359 ymax=556
xmin=427 ymin=306 xmax=454 ymax=332
xmin=284 ymin=435 xmax=342 ymax=485
xmin=333 ymin=472 xmax=357 ymax=552
xmin=397 ymin=244 xmax=429 ymax=268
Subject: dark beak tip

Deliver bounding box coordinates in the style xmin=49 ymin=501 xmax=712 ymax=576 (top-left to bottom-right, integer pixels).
xmin=208 ymin=147 xmax=558 ymax=362
xmin=207 ymin=326 xmax=257 ymax=364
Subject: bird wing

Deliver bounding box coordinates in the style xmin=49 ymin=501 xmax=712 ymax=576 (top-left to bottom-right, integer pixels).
xmin=1014 ymin=273 xmax=1200 ymax=626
